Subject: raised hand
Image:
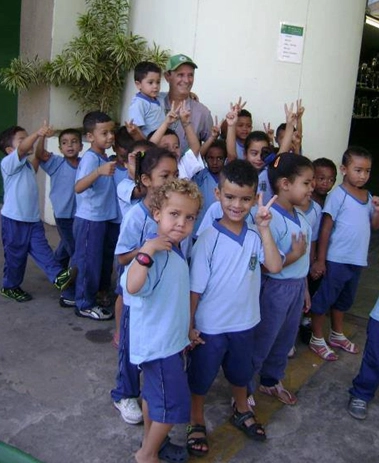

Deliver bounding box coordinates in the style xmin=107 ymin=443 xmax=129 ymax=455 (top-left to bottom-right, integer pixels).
xmin=263 ymin=122 xmax=275 ymax=144
xmin=166 ymin=101 xmax=180 ymax=125
xmin=179 ymin=101 xmax=191 ymax=125
xmin=255 ymin=193 xmax=277 ymax=227
xmin=226 ymin=105 xmax=239 ymax=127
xmin=284 ymin=102 xmax=297 ymax=127
xmin=296 ymin=99 xmax=305 ymax=119
xmin=231 ymin=96 xmax=247 ymax=113
xmin=210 ymin=115 xmax=221 ymax=138
xmin=37 ymin=120 xmax=54 ymax=138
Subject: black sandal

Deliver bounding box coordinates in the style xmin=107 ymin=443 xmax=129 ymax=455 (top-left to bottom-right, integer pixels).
xmin=158 ymin=436 xmax=189 ymax=463
xmin=186 ymin=424 xmax=209 ymax=457
xmin=230 ymin=408 xmax=266 ymax=441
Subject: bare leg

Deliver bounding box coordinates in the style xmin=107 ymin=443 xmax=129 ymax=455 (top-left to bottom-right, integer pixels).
xmin=135 ymin=399 xmax=172 ymax=463
xmin=331 ymin=308 xmax=344 ymax=333
xmin=311 ymin=312 xmax=326 ymax=338
xmin=188 ymin=394 xmax=208 ymax=453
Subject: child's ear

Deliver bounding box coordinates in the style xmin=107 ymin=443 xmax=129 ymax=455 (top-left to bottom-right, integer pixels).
xmin=86 ymin=132 xmax=94 ymax=143
xmin=340 ymin=164 xmax=346 ymax=176
xmin=279 ymin=177 xmax=290 ymax=191
xmin=135 ymin=80 xmax=142 ymax=91
xmin=214 ymin=187 xmax=221 ymax=201
xmin=140 ymin=173 xmax=151 ymax=188
xmin=153 ymin=209 xmax=161 ymax=223
xmin=5 ymin=146 xmax=14 ymax=154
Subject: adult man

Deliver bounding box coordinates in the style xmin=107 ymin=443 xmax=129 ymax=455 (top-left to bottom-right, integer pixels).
xmin=163 ymin=54 xmax=213 ymax=154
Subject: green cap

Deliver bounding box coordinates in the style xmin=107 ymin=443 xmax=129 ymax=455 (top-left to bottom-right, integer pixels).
xmin=166 ymin=54 xmax=198 ymax=71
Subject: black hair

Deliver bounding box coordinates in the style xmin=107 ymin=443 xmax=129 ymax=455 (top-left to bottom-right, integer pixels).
xmin=83 ymin=111 xmax=112 ymax=134
xmin=312 ymin=157 xmax=337 ymax=177
xmin=129 ymin=139 xmax=156 ymax=153
xmin=342 ymin=146 xmax=372 ymax=166
xmin=275 ymin=123 xmax=296 ymax=139
xmin=0 ymin=126 xmax=25 ymax=155
xmin=135 ymin=147 xmax=177 ymax=190
xmin=134 ymin=61 xmax=161 ymax=82
xmin=114 ymin=126 xmax=134 ymax=151
xmin=59 ymin=128 xmax=82 ymax=145
xmin=147 ymin=128 xmax=180 ymax=145
xmin=244 ymin=130 xmax=270 ymax=153
xmin=205 ymin=140 xmax=227 ymax=159
xmin=268 ymin=152 xmax=314 ymax=194
xmin=219 ymin=159 xmax=258 ymax=191
xmin=238 ymin=109 xmax=252 ymax=119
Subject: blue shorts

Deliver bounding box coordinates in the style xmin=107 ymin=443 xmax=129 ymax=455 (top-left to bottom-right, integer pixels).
xmin=188 ymin=328 xmax=254 ymax=395
xmin=311 ymin=261 xmax=362 ymax=315
xmin=115 ymin=263 xmax=125 ymax=296
xmin=141 ymin=352 xmax=190 ymax=424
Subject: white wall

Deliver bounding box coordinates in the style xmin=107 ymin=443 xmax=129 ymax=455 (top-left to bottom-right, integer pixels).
xmin=123 ymin=0 xmax=366 ymax=167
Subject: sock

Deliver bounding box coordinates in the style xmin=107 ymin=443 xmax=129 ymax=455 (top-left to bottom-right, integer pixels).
xmin=330 ymin=330 xmax=346 ymax=340
xmin=310 ymin=335 xmax=326 ymax=345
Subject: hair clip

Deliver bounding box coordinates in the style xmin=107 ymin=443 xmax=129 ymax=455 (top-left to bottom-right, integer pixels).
xmin=274 ymin=155 xmax=281 ymax=168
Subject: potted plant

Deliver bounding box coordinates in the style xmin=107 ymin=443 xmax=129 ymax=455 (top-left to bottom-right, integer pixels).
xmin=0 ymin=0 xmax=169 ymax=119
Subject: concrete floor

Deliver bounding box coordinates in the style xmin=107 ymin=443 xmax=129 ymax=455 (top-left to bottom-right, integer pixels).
xmin=0 ymin=224 xmax=378 ymax=463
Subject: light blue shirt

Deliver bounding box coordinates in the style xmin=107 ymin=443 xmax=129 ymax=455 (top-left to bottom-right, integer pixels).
xmin=304 ymin=199 xmax=322 ymax=242
xmin=123 ymin=246 xmax=190 ymax=364
xmin=258 ymin=168 xmax=273 ymax=205
xmin=236 ymin=140 xmax=245 ymax=160
xmin=370 ymin=295 xmax=379 ymax=322
xmin=128 ymin=92 xmax=165 ymax=137
xmin=324 ymin=185 xmax=373 ymax=266
xmin=117 ymin=177 xmax=139 ymax=218
xmin=112 ymin=165 xmax=128 ymax=224
xmin=75 ymin=149 xmax=117 ymax=221
xmin=190 ymin=220 xmax=264 ymax=335
xmin=1 ymin=149 xmax=39 ymax=222
xmin=266 ymin=203 xmax=311 ymax=279
xmin=192 ymin=168 xmax=218 ymax=234
xmin=40 ymin=154 xmax=78 ymax=218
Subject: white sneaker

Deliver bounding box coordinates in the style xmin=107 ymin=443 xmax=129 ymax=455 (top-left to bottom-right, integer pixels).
xmin=114 ymin=398 xmax=143 ymax=424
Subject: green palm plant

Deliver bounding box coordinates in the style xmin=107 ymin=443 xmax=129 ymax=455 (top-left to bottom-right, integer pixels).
xmin=0 ymin=0 xmax=169 ymax=119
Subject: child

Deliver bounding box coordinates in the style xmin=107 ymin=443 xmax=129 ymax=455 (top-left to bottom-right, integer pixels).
xmin=148 ymin=101 xmax=203 ymax=179
xmin=187 ymin=160 xmax=282 ymax=455
xmin=124 ymin=178 xmax=202 ymax=463
xmin=192 ymin=139 xmax=227 ymax=234
xmin=128 ymin=61 xmax=165 ymax=137
xmin=0 ymin=124 xmax=75 ymax=302
xmin=310 ymin=147 xmax=379 ymax=361
xmin=311 ymin=157 xmax=337 ymax=207
xmin=111 ymin=147 xmax=178 ymax=427
xmin=35 ymin=128 xmax=83 ymax=307
xmin=347 ymin=293 xmax=379 ymax=420
xmin=73 ymin=111 xmax=118 ymax=321
xmin=251 ymin=153 xmax=314 ymax=405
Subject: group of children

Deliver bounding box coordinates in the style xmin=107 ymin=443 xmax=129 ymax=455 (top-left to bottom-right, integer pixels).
xmin=2 ymin=54 xmax=379 ymax=463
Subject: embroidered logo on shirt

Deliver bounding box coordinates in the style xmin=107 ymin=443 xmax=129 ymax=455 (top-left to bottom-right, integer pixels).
xmin=249 ymin=253 xmax=258 ymax=271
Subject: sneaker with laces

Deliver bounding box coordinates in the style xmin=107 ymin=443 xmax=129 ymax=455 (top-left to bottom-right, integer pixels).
xmin=114 ymin=398 xmax=143 ymax=424
xmin=75 ymin=306 xmax=113 ymax=321
xmin=1 ymin=287 xmax=33 ymax=303
xmin=54 ymin=267 xmax=77 ymax=291
xmin=348 ymin=396 xmax=368 ymax=420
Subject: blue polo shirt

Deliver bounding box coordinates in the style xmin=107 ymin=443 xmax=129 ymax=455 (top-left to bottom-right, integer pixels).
xmin=1 ymin=149 xmax=39 ymax=222
xmin=75 ymin=149 xmax=117 ymax=221
xmin=128 ymin=92 xmax=165 ymax=137
xmin=40 ymin=154 xmax=79 ymax=218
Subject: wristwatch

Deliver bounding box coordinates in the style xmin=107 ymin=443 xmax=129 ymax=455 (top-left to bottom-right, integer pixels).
xmin=136 ymin=252 xmax=154 ymax=268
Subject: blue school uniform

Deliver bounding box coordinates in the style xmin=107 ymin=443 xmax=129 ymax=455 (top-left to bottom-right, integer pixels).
xmin=117 ymin=177 xmax=139 ymax=218
xmin=121 ymin=245 xmax=191 ymax=423
xmin=1 ymin=149 xmax=62 ymax=289
xmin=192 ymin=168 xmax=218 ymax=234
xmin=311 ymin=186 xmax=374 ymax=315
xmin=40 ymin=154 xmax=79 ymax=269
xmin=188 ymin=220 xmax=264 ymax=394
xmin=252 ymin=204 xmax=311 ymax=388
xmin=73 ymin=149 xmax=118 ymax=309
xmin=258 ymin=168 xmax=274 ymax=205
xmin=111 ymin=201 xmax=157 ymax=403
xmin=304 ymin=199 xmax=322 ymax=242
xmin=349 ymin=296 xmax=379 ymax=402
xmin=128 ymin=92 xmax=165 ymax=137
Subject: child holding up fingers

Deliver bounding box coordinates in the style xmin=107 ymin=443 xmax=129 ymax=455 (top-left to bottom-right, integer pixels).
xmin=72 ymin=111 xmax=118 ymax=321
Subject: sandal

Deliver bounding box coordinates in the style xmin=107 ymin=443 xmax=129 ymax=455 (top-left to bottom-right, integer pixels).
xmin=230 ymin=408 xmax=266 ymax=441
xmin=186 ymin=424 xmax=209 ymax=457
xmin=328 ymin=335 xmax=359 ymax=354
xmin=309 ymin=338 xmax=339 ymax=361
xmin=258 ymin=381 xmax=297 ymax=405
xmin=158 ymin=436 xmax=189 ymax=463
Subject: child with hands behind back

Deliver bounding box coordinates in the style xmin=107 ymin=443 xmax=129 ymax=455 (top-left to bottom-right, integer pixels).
xmin=123 ymin=179 xmax=202 ymax=463
xmin=309 ymin=147 xmax=379 ymax=361
xmin=187 ymin=160 xmax=282 ymax=456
